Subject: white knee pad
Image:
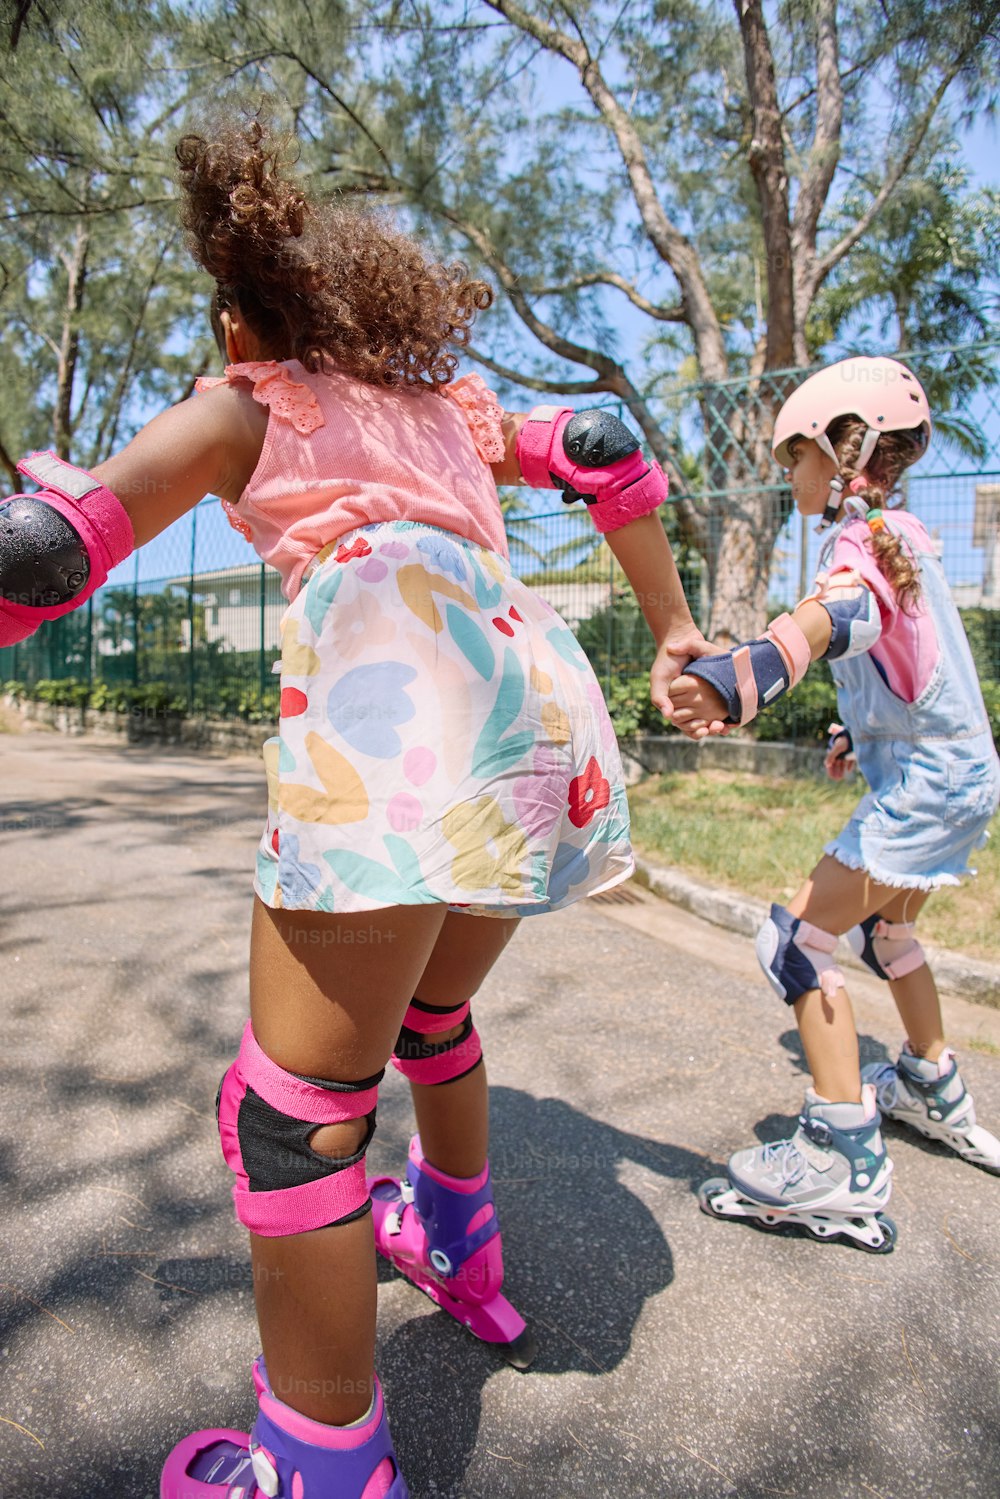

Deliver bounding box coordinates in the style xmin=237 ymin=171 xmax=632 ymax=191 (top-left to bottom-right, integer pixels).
xmin=846 ymin=916 xmax=926 ymax=982
xmin=755 ymin=903 xmax=846 ymax=1005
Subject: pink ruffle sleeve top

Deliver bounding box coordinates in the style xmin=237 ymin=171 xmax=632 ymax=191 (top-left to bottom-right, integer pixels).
xmin=195 ymin=361 xmax=509 ymax=600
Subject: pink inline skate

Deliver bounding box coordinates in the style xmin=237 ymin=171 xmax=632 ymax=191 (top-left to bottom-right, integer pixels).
xmin=369 ymin=1136 xmax=537 ymax=1369
xmin=161 ymin=1357 xmax=407 ymax=1497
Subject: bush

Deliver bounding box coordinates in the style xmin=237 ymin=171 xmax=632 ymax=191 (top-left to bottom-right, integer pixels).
xmin=960 ymin=608 xmax=1000 ymax=684
xmin=9 ymin=675 xmax=279 ymax=724
xmin=980 ymin=680 xmax=1000 ymax=751
xmin=574 ymin=589 xmax=654 ymax=684
xmin=32 ymin=678 xmax=93 ymax=709
xmin=191 ymin=681 xmax=279 ymax=722
xmin=603 ymin=674 xmax=667 ymax=738
xmin=752 ymin=664 xmax=840 ymax=744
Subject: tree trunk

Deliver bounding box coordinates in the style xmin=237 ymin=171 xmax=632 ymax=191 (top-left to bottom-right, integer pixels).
xmin=705 ymin=486 xmax=783 ymax=645
xmin=735 ymin=0 xmax=795 ymax=371
xmin=53 ymin=219 xmax=90 ymax=461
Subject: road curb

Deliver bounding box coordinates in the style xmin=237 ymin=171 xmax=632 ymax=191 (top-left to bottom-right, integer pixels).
xmin=633 ymin=855 xmax=1000 ymax=1011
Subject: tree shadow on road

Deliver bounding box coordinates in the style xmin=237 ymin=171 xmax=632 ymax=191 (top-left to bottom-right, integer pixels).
xmin=372 ymin=1083 xmax=716 ymax=1496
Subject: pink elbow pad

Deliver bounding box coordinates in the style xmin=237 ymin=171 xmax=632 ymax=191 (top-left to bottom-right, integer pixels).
xmin=516 ymin=405 xmax=668 ymax=534
xmin=0 ymin=452 xmax=134 ymax=646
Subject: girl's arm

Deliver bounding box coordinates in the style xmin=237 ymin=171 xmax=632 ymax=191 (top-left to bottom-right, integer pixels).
xmin=1 ymin=384 xmax=266 ymax=646
xmin=94 ymin=382 xmax=268 ymax=546
xmin=668 ymin=582 xmax=876 ymax=738
xmin=493 ymin=409 xmax=714 ymax=724
xmin=601 ymin=511 xmax=715 ymax=719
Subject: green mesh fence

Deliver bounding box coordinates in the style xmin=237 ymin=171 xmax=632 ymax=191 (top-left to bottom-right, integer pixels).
xmin=3 ymin=341 xmax=998 ymax=743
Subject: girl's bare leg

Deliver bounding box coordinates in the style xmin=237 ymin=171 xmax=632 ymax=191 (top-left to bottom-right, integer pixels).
xmin=406 ymin=912 xmax=520 ymax=1178
xmin=247 ymin=896 xmax=448 ymax=1426
xmin=787 ymin=856 xmax=925 ymax=1103
xmin=874 ymin=887 xmax=942 ymax=1059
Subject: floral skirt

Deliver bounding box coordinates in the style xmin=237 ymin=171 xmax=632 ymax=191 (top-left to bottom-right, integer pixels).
xmin=254 ymin=521 xmax=634 ymax=916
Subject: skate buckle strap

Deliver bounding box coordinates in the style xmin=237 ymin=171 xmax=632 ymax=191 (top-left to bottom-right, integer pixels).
xmin=796 ymin=1116 xmax=836 ymax=1172
xmin=250 ymin=1443 xmax=280 ymax=1497
xmin=383 ymin=1177 xmax=414 ymax=1237
xmin=801 ymin=1116 xmax=833 ymax=1149
xmin=802 ymin=1111 xmax=882 ymax=1190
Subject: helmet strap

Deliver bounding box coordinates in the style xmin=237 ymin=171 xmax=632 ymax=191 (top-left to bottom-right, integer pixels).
xmin=857 ymin=426 xmax=881 ymax=470
xmin=813 ymin=425 xmax=881 ymax=530
xmin=816 ymin=474 xmax=844 ymax=531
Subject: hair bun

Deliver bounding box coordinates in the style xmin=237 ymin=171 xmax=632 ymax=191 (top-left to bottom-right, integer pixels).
xmin=176 ymin=116 xmax=307 ymax=289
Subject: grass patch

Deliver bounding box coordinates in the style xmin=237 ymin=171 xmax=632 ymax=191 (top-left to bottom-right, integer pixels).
xmin=627 ymin=769 xmax=1000 ymax=962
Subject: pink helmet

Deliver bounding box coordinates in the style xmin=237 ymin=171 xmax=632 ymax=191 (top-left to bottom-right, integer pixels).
xmin=771 ymin=356 xmax=932 ymax=469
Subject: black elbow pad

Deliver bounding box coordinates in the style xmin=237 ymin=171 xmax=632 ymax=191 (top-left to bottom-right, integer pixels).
xmin=0 ymin=496 xmax=91 ymax=608
xmin=562 ymin=410 xmax=642 ymax=469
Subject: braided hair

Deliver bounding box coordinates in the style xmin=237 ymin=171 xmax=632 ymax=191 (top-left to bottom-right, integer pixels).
xmin=826 ymin=415 xmax=927 ymax=613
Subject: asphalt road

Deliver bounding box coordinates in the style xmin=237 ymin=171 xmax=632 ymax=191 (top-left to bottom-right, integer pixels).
xmin=2 ymin=728 xmax=998 ymax=1499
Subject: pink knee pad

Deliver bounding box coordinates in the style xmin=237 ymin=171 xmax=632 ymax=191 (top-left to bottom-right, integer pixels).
xmin=847 ymin=916 xmax=927 ymax=982
xmin=0 ymin=452 xmax=134 ymax=646
xmin=391 ymin=998 xmax=483 ymax=1086
xmin=217 ymin=1022 xmax=382 ymax=1236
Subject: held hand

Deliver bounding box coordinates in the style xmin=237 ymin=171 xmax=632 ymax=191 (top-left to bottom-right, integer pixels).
xmin=667 ymin=670 xmax=730 ymax=740
xmin=824 ymin=722 xmax=857 ymax=780
xmin=650 ymin=628 xmax=727 ymax=737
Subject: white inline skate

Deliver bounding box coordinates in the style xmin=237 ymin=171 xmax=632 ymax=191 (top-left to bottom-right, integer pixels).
xmin=863 ymin=1045 xmax=1000 ymax=1175
xmin=700 ymin=1084 xmax=897 ymax=1253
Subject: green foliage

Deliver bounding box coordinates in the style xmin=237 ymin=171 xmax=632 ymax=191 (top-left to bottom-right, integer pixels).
xmin=979 ymin=681 xmax=1000 ymax=752
xmin=574 ymin=589 xmax=656 ymax=683
xmin=957 ymin=609 xmax=1000 ymax=747
xmin=31 ymin=678 xmax=94 ymax=709
xmin=9 ymin=674 xmax=279 ymax=723
xmin=751 ymin=666 xmax=841 ymax=746
xmin=0 ymin=3 xmax=215 ymax=467
xmin=603 ymin=675 xmax=667 ymax=740
xmin=26 ymin=677 xmax=187 ymax=715
xmin=960 ymin=608 xmax=1000 ymax=683
xmin=193 ymin=682 xmax=279 ymax=723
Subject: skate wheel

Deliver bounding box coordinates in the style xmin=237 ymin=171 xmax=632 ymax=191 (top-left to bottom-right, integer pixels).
xmin=500 ymin=1322 xmax=539 ymax=1371
xmin=697 ymin=1178 xmax=731 ymax=1219
xmin=864 ymin=1213 xmax=897 ymax=1255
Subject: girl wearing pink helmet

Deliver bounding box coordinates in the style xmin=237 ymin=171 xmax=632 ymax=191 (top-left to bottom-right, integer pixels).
xmin=671 ymin=356 xmax=1000 ymax=1252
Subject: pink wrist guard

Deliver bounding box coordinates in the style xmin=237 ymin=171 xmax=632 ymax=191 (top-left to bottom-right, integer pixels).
xmin=0 ymin=452 xmax=134 ymax=646
xmin=516 ymin=405 xmax=668 ymax=534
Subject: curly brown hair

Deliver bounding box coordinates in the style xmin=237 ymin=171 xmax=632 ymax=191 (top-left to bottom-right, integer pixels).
xmin=827 ymin=415 xmax=928 ymax=613
xmin=175 ymin=116 xmax=493 ymax=390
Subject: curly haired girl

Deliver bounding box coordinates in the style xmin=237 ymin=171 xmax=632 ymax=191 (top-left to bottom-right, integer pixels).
xmin=1 ymin=112 xmax=712 ymax=1495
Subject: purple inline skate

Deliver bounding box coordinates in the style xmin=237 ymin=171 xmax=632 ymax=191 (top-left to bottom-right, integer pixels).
xmin=369 ymin=1135 xmax=537 ymax=1369
xmin=161 ymin=1356 xmax=407 ymax=1498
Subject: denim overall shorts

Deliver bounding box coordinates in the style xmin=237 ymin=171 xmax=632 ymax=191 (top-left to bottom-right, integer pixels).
xmin=822 ymin=517 xmax=1000 ymax=890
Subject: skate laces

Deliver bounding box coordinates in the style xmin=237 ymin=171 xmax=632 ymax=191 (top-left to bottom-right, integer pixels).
xmin=867 ymin=1061 xmax=904 ymax=1111
xmin=760 ymin=1137 xmax=808 ymax=1187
